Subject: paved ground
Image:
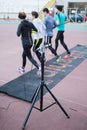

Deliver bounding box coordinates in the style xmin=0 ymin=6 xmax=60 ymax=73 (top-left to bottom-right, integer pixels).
xmin=0 ymin=22 xmax=87 ymax=130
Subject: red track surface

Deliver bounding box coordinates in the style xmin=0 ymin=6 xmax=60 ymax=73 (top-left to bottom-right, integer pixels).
xmin=0 ymin=22 xmax=87 ymax=130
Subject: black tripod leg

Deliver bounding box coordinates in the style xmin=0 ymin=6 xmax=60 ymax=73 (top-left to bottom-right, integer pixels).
xmin=40 ymin=82 xmax=45 ymax=111
xmin=22 ymin=85 xmax=41 ymax=130
xmin=44 ymin=84 xmax=70 ymax=118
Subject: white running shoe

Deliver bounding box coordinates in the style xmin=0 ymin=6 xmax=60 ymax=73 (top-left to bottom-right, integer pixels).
xmin=17 ymin=67 xmax=25 ymax=74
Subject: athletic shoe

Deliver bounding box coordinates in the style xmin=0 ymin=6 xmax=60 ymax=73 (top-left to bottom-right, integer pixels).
xmin=44 ymin=43 xmax=51 ymax=48
xmin=37 ymin=66 xmax=41 ymax=77
xmin=64 ymin=54 xmax=70 ymax=59
xmin=56 ymin=55 xmax=61 ymax=63
xmin=17 ymin=67 xmax=25 ymax=74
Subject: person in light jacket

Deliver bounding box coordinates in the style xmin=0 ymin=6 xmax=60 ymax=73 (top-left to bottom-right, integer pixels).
xmin=31 ymin=11 xmax=46 ymax=62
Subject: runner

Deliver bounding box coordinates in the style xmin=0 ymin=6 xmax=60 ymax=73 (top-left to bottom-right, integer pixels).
xmin=31 ymin=11 xmax=46 ymax=63
xmin=43 ymin=8 xmax=61 ymax=62
xmin=55 ymin=5 xmax=71 ymax=59
xmin=17 ymin=12 xmax=41 ymax=75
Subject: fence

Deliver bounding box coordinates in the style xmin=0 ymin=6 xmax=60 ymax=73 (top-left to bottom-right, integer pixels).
xmin=0 ymin=0 xmax=56 ymax=20
xmin=0 ymin=12 xmax=31 ymax=20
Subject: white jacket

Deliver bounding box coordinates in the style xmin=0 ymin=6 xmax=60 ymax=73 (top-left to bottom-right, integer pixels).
xmin=32 ymin=18 xmax=46 ymax=39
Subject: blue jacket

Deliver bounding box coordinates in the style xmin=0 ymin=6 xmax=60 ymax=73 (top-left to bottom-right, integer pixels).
xmin=43 ymin=15 xmax=56 ymax=36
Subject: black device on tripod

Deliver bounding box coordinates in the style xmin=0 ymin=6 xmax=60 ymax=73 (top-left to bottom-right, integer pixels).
xmin=22 ymin=40 xmax=70 ymax=130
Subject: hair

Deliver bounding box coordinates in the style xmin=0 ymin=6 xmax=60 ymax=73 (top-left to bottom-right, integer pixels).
xmin=55 ymin=5 xmax=63 ymax=12
xmin=18 ymin=12 xmax=26 ymax=19
xmin=43 ymin=8 xmax=49 ymax=13
xmin=31 ymin=11 xmax=38 ymax=18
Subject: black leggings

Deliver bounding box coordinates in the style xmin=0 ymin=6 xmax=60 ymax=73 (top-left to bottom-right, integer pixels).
xmin=22 ymin=45 xmax=39 ymax=69
xmin=45 ymin=36 xmax=57 ymax=56
xmin=55 ymin=31 xmax=70 ymax=54
xmin=33 ymin=38 xmax=42 ymax=62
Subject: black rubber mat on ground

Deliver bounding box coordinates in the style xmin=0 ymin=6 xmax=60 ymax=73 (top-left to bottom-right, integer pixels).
xmin=0 ymin=45 xmax=87 ymax=102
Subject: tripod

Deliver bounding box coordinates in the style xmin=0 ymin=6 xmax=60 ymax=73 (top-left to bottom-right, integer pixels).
xmin=22 ymin=44 xmax=70 ymax=130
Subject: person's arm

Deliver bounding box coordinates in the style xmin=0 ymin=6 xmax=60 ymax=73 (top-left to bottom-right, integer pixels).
xmin=42 ymin=22 xmax=46 ymax=30
xmin=55 ymin=14 xmax=60 ymax=26
xmin=17 ymin=23 xmax=22 ymax=37
xmin=53 ymin=19 xmax=56 ymax=29
xmin=43 ymin=17 xmax=47 ymax=27
xmin=65 ymin=16 xmax=70 ymax=24
xmin=30 ymin=22 xmax=38 ymax=32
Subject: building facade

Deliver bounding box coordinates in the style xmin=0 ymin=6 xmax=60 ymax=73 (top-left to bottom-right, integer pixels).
xmin=56 ymin=0 xmax=87 ymax=16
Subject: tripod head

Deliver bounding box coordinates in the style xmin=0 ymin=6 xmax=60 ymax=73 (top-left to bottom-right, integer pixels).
xmin=35 ymin=36 xmax=51 ymax=55
xmin=40 ymin=42 xmax=46 ymax=55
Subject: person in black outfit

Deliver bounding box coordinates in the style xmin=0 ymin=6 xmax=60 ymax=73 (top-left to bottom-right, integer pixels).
xmin=17 ymin=12 xmax=41 ymax=74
